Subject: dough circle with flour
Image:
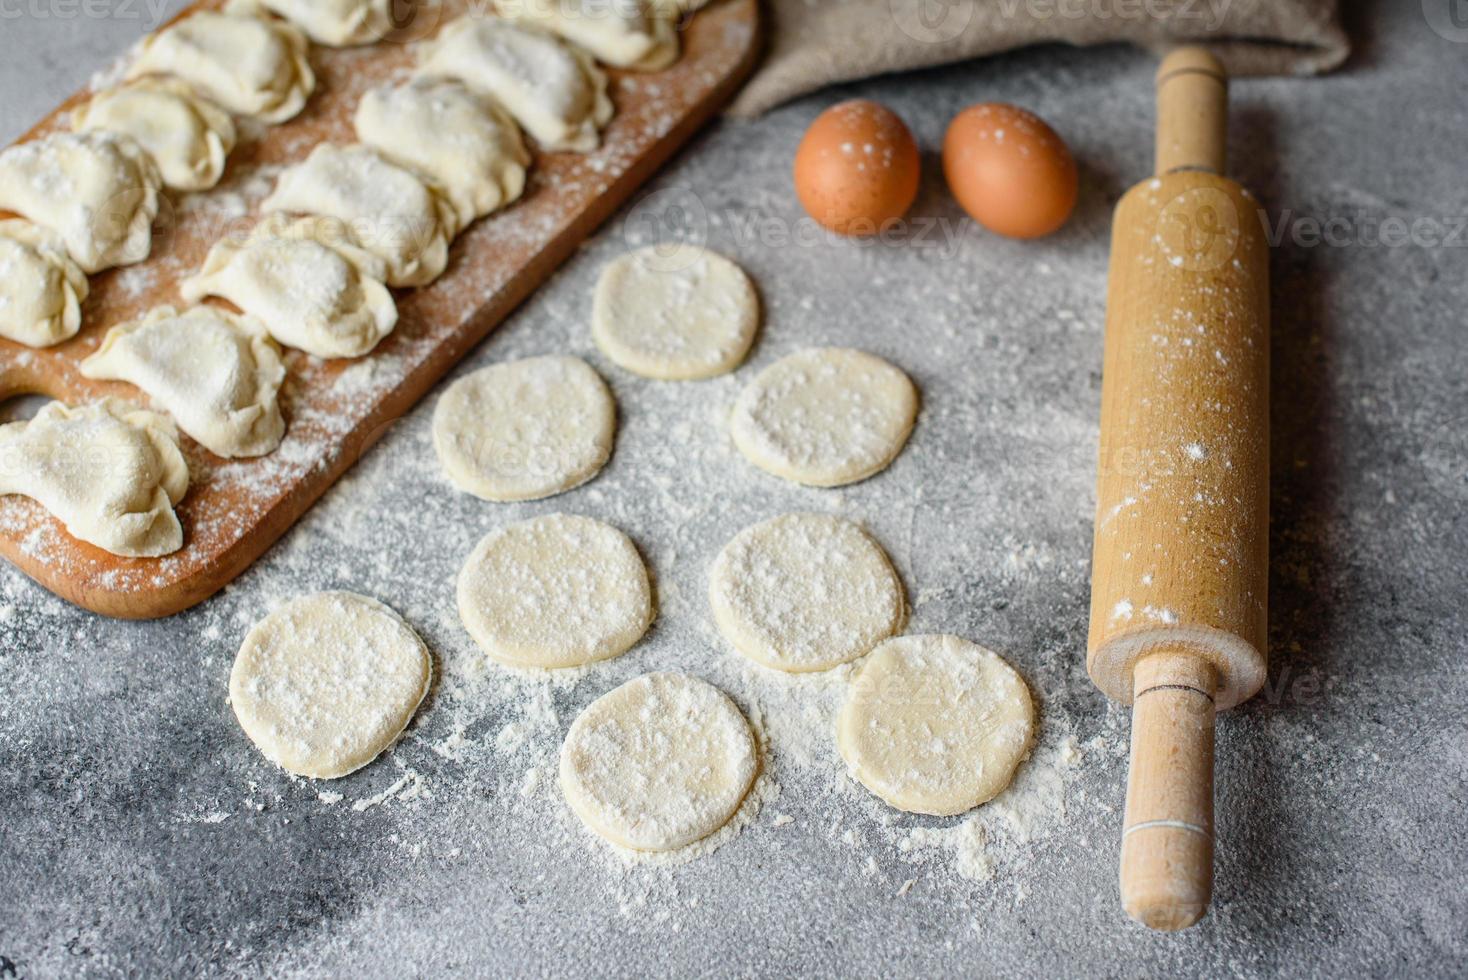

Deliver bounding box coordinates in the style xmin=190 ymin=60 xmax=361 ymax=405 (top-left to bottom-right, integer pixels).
xmin=560 ymin=672 xmax=757 ymax=851
xmin=710 ymin=513 xmax=904 ymax=672
xmin=457 ymin=514 xmax=653 ymax=669
xmin=731 ymin=347 xmax=918 ymax=487
xmin=433 ymin=356 xmax=615 ymax=502
xmin=230 ymin=592 xmax=432 ymax=779
xmin=592 ymin=245 xmax=760 ymax=380
xmin=837 ymin=634 xmax=1034 ymax=816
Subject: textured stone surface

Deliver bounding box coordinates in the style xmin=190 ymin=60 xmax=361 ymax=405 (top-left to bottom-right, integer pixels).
xmin=1 ymin=1 xmax=1465 ymax=976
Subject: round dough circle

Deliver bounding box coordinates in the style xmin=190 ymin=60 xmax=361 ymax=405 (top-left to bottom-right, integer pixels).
xmin=731 ymin=347 xmax=917 ymax=487
xmin=591 ymin=244 xmax=759 ymax=380
xmin=837 ymin=634 xmax=1034 ymax=816
xmin=457 ymin=514 xmax=653 ymax=669
xmin=560 ymin=672 xmax=758 ymax=851
xmin=432 ymin=355 xmax=615 ymax=502
xmin=229 ymin=592 xmax=432 ymax=780
xmin=710 ymin=512 xmax=905 ymax=672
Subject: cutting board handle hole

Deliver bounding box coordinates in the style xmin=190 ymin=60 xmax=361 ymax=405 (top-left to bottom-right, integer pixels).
xmin=0 ymin=392 xmax=57 ymax=425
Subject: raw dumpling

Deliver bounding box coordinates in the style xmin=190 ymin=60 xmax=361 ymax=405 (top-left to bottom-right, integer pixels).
xmin=0 ymin=220 xmax=89 ymax=348
xmin=81 ymin=305 xmax=286 ymax=458
xmin=0 ymin=399 xmax=188 ymax=557
xmin=418 ymin=17 xmax=613 ymax=152
xmin=125 ymin=9 xmax=314 ymax=123
xmin=72 ymin=78 xmax=236 ymax=191
xmin=256 ymin=0 xmax=395 ymax=46
xmin=0 ymin=132 xmax=162 ymax=273
xmin=494 ymin=0 xmax=678 ymax=71
xmin=180 ymin=213 xmax=398 ymax=359
xmin=648 ymin=0 xmax=711 ymax=15
xmin=355 ymin=77 xmax=529 ymax=229
xmin=260 ymin=143 xmax=458 ymax=287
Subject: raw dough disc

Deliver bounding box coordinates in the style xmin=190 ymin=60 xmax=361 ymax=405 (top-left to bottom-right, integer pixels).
xmin=731 ymin=347 xmax=918 ymax=487
xmin=592 ymin=244 xmax=759 ymax=380
xmin=837 ymin=634 xmax=1035 ymax=816
xmin=560 ymin=672 xmax=757 ymax=851
xmin=230 ymin=592 xmax=432 ymax=779
xmin=457 ymin=514 xmax=653 ymax=669
xmin=432 ymin=355 xmax=615 ymax=502
xmin=709 ymin=512 xmax=904 ymax=672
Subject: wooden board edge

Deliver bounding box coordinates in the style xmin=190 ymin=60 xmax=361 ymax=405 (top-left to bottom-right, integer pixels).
xmin=0 ymin=0 xmax=764 ymax=620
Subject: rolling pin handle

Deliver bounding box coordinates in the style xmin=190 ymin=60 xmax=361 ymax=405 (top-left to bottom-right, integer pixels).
xmin=1155 ymin=47 xmax=1228 ymax=176
xmin=1119 ymin=650 xmax=1218 ymax=931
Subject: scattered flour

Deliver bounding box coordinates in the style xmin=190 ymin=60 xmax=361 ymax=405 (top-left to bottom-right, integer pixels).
xmin=351 ymin=768 xmax=426 ymax=812
xmin=0 ymin=16 xmax=1116 ymax=944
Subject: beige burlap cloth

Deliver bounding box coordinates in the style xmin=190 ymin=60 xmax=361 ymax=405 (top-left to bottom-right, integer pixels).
xmin=728 ymin=0 xmax=1348 ymax=116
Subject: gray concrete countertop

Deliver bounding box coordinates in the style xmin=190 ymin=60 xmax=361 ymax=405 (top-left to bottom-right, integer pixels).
xmin=2 ymin=2 xmax=1465 ymax=976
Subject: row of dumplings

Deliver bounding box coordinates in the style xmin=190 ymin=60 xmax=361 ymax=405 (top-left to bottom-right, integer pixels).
xmin=0 ymin=0 xmax=698 ymax=558
xmin=0 ymin=2 xmax=318 ymax=353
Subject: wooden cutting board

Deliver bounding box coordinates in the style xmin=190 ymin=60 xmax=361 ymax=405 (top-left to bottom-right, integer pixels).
xmin=0 ymin=0 xmax=761 ymax=619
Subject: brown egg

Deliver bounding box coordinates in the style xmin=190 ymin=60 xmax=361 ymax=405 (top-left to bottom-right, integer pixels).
xmin=943 ymin=103 xmax=1078 ymax=239
xmin=793 ymin=100 xmax=920 ymax=237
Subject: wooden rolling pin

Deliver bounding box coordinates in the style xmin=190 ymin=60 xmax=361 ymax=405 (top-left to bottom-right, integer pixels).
xmin=1088 ymin=47 xmax=1270 ymax=931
